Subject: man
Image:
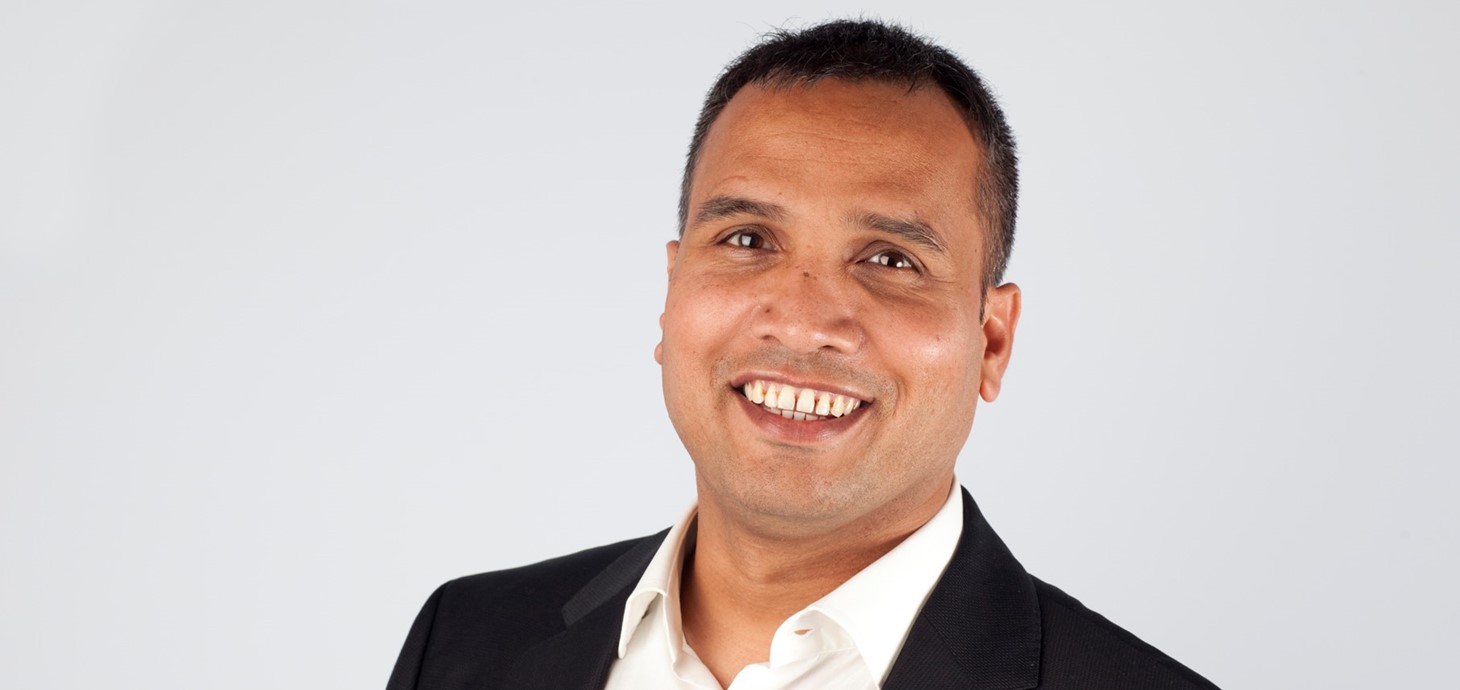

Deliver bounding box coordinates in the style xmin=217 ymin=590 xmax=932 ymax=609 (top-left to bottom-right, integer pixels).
xmin=388 ymin=20 xmax=1219 ymax=690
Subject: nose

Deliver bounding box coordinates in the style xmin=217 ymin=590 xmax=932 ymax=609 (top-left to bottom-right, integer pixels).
xmin=748 ymin=264 xmax=864 ymax=355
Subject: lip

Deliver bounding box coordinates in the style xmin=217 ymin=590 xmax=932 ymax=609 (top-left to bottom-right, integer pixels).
xmin=732 ymin=386 xmax=870 ymax=445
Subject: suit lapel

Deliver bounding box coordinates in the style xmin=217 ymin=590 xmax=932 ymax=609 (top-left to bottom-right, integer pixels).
xmin=883 ymin=489 xmax=1042 ymax=690
xmin=502 ymin=531 xmax=666 ymax=690
xmin=501 ymin=596 xmax=626 ymax=690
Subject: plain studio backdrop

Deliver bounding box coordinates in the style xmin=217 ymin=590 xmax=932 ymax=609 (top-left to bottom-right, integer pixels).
xmin=2 ymin=1 xmax=1457 ymax=688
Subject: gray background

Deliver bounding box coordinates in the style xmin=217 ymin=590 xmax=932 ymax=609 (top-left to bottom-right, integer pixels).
xmin=3 ymin=1 xmax=1456 ymax=688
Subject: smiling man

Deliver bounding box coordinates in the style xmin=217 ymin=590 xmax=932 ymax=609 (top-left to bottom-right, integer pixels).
xmin=387 ymin=20 xmax=1218 ymax=690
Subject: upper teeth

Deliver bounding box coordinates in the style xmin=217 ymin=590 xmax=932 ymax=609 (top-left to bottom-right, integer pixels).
xmin=742 ymin=380 xmax=863 ymax=421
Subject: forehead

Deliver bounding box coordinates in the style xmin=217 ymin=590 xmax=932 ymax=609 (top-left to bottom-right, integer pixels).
xmin=691 ymin=79 xmax=984 ymax=226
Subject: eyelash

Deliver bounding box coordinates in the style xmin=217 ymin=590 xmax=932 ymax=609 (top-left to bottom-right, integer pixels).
xmin=720 ymin=229 xmax=921 ymax=272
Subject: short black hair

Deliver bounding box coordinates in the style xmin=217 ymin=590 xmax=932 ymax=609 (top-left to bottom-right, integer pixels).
xmin=679 ymin=19 xmax=1019 ymax=285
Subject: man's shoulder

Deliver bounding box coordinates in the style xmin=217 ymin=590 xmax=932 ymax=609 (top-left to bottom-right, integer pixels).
xmin=1031 ymin=577 xmax=1220 ymax=690
xmin=387 ymin=532 xmax=666 ymax=690
xmin=434 ymin=531 xmax=666 ymax=623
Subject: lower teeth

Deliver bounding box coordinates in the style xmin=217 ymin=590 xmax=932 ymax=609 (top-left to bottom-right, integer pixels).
xmin=768 ymin=407 xmax=823 ymax=421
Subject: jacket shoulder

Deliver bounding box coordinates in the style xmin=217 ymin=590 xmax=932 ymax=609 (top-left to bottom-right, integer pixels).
xmin=1033 ymin=578 xmax=1221 ymax=689
xmin=442 ymin=534 xmax=653 ymax=618
xmin=386 ymin=533 xmax=663 ymax=690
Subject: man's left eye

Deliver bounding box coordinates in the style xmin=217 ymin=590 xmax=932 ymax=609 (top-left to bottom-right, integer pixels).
xmin=866 ymin=250 xmax=916 ymax=270
xmin=722 ymin=230 xmax=766 ymax=249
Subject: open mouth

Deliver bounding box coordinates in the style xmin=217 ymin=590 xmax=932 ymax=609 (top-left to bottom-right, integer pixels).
xmin=738 ymin=379 xmax=867 ymax=421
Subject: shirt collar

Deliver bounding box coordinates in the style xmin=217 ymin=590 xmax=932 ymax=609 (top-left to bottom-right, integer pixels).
xmin=806 ymin=481 xmax=963 ymax=682
xmin=617 ymin=502 xmax=698 ymax=661
xmin=616 ymin=481 xmax=964 ymax=683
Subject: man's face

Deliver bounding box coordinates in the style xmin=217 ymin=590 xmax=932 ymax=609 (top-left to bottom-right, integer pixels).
xmin=657 ymin=79 xmax=1020 ymax=533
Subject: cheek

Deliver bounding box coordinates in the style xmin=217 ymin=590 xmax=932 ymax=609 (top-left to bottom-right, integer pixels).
xmin=662 ymin=275 xmax=754 ymax=362
xmin=880 ymin=306 xmax=984 ymax=396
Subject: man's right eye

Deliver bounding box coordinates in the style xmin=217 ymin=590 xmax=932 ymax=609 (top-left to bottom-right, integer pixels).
xmin=722 ymin=230 xmax=766 ymax=249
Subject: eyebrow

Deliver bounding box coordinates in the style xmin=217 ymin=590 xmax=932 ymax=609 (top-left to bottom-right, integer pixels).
xmin=692 ymin=195 xmax=949 ymax=256
xmin=692 ymin=195 xmax=788 ymax=227
xmin=856 ymin=211 xmax=949 ymax=255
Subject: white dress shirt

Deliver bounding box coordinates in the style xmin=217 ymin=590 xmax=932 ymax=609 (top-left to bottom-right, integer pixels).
xmin=604 ymin=482 xmax=964 ymax=690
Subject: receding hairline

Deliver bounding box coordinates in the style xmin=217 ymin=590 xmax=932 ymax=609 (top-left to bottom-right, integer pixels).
xmin=676 ymin=19 xmax=1019 ymax=285
xmin=679 ymin=75 xmax=1001 ymax=242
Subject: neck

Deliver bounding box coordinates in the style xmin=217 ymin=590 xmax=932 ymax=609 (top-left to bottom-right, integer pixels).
xmin=678 ymin=476 xmax=952 ymax=685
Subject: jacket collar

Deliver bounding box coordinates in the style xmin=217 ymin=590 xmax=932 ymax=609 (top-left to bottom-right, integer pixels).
xmin=883 ymin=488 xmax=1043 ymax=689
xmin=502 ymin=531 xmax=666 ymax=690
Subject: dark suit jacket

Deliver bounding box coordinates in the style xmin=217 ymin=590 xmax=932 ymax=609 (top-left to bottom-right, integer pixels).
xmin=387 ymin=489 xmax=1219 ymax=689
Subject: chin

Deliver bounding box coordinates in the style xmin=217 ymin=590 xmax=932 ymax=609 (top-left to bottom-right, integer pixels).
xmin=706 ymin=461 xmax=875 ymax=524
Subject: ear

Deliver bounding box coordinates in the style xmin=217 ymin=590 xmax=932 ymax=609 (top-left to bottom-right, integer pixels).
xmin=655 ymin=241 xmax=680 ymax=365
xmin=654 ymin=312 xmax=665 ymax=364
xmin=978 ymin=283 xmax=1021 ymax=402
